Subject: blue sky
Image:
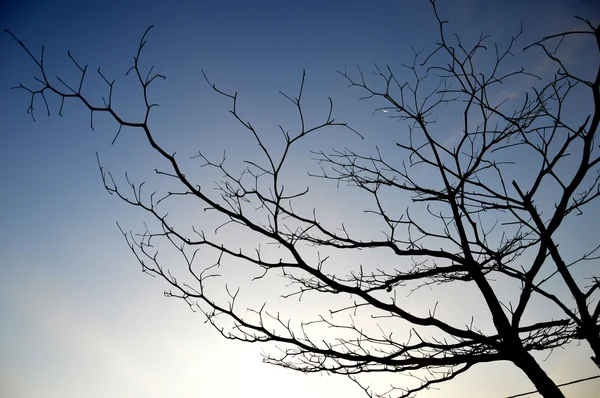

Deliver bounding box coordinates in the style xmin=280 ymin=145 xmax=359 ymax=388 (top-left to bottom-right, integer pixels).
xmin=2 ymin=0 xmax=600 ymax=397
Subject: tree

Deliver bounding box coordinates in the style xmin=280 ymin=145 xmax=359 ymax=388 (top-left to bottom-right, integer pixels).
xmin=6 ymin=1 xmax=599 ymax=397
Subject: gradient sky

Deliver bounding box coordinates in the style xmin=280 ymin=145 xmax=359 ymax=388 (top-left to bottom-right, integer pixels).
xmin=2 ymin=1 xmax=600 ymax=397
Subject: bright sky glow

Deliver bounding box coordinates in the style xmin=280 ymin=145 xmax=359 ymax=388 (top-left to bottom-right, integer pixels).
xmin=2 ymin=1 xmax=600 ymax=397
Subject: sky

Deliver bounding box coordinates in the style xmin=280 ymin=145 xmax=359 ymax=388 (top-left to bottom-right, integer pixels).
xmin=1 ymin=0 xmax=600 ymax=397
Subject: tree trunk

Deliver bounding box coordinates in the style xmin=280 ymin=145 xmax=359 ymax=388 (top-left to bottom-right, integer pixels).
xmin=513 ymin=351 xmax=565 ymax=398
xmin=585 ymin=332 xmax=600 ymax=370
xmin=579 ymin=320 xmax=600 ymax=370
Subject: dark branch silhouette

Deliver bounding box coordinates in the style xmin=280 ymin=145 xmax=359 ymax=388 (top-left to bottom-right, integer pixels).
xmin=6 ymin=1 xmax=599 ymax=397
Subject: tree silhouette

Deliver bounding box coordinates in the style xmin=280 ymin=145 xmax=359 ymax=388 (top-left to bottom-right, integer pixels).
xmin=7 ymin=1 xmax=600 ymax=397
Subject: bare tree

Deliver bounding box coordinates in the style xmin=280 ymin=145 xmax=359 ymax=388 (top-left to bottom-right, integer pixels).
xmin=6 ymin=1 xmax=600 ymax=397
